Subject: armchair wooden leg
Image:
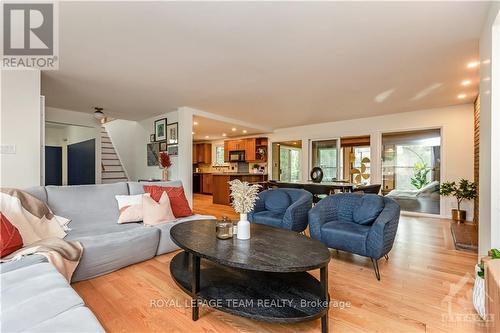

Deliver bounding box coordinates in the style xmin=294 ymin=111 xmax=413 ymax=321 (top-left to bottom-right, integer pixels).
xmin=384 ymin=254 xmax=389 ymax=261
xmin=371 ymin=258 xmax=381 ymax=281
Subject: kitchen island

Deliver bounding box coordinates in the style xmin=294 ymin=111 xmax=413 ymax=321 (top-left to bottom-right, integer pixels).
xmin=212 ymin=173 xmax=268 ymax=205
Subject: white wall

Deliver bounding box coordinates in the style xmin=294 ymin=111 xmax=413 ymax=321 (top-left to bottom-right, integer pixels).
xmin=0 ymin=70 xmax=42 ymax=188
xmin=45 ymin=107 xmax=102 ymax=184
xmin=479 ymin=2 xmax=500 ymax=256
xmin=269 ymin=104 xmax=475 ymax=220
xmin=105 ymin=107 xmax=194 ymax=205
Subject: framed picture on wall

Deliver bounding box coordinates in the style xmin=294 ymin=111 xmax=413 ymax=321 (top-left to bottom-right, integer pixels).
xmin=167 ymin=122 xmax=178 ymax=144
xmin=159 ymin=141 xmax=168 ymax=152
xmin=147 ymin=143 xmax=159 ymax=166
xmin=150 ymin=134 xmax=155 ymax=142
xmin=154 ymin=118 xmax=167 ymax=141
xmin=167 ymin=144 xmax=178 ymax=156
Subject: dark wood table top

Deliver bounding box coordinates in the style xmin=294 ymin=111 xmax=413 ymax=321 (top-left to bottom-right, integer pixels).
xmin=272 ymin=180 xmax=356 ymax=188
xmin=170 ymin=220 xmax=331 ymax=273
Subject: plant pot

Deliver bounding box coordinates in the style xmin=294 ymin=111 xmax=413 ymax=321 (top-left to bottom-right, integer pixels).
xmin=451 ymin=209 xmax=466 ymax=222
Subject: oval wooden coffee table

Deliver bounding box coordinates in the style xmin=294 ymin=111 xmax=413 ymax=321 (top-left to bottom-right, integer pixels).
xmin=170 ymin=220 xmax=331 ymax=332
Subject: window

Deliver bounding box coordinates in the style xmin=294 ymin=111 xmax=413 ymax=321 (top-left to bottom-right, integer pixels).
xmin=339 ymin=136 xmax=371 ymax=184
xmin=382 ymin=129 xmax=441 ymax=214
xmin=311 ymin=139 xmax=338 ymax=181
xmin=351 ymin=146 xmax=371 ymax=184
xmin=215 ymin=146 xmax=224 ymax=165
xmin=279 ymin=146 xmax=301 ymax=182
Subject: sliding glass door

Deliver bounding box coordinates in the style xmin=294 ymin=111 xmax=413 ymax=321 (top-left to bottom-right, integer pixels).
xmin=279 ymin=146 xmax=301 ymax=182
xmin=382 ymin=129 xmax=441 ymax=214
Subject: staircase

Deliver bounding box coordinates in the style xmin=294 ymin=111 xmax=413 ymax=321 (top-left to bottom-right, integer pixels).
xmin=100 ymin=126 xmax=129 ymax=184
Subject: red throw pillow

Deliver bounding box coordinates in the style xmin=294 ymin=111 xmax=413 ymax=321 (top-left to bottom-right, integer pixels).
xmin=0 ymin=213 xmax=23 ymax=257
xmin=143 ymin=186 xmax=193 ymax=218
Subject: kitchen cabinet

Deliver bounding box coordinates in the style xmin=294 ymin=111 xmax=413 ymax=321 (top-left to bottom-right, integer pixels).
xmin=223 ymin=137 xmax=268 ymax=162
xmin=222 ymin=138 xmax=263 ymax=162
xmin=201 ymin=174 xmax=213 ymax=194
xmin=224 ymin=141 xmax=229 ymax=162
xmin=245 ymin=139 xmax=256 ymax=161
xmin=192 ymin=143 xmax=211 ymax=164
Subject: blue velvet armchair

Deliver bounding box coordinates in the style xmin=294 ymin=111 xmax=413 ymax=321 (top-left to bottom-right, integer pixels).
xmin=248 ymin=188 xmax=313 ymax=232
xmin=309 ymin=193 xmax=400 ymax=280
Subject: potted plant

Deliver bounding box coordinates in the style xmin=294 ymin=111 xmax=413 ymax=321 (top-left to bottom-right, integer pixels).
xmin=228 ymin=179 xmax=261 ymax=240
xmin=159 ymin=152 xmax=172 ymax=181
xmin=439 ymin=179 xmax=477 ymax=222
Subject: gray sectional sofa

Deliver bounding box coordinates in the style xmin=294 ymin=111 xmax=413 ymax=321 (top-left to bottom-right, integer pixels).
xmin=1 ymin=181 xmax=214 ymax=332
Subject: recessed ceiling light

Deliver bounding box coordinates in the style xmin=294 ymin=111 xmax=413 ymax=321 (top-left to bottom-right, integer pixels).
xmin=222 ymin=133 xmax=227 ymax=137
xmin=193 ymin=121 xmax=198 ymax=126
xmin=242 ymin=130 xmax=247 ymax=134
xmin=467 ymin=61 xmax=479 ymax=68
xmin=231 ymin=128 xmax=237 ymax=132
xmin=457 ymin=94 xmax=466 ymax=99
xmin=192 ymin=132 xmax=195 ymax=135
xmin=461 ymin=80 xmax=471 ymax=86
xmin=205 ymin=135 xmax=209 ymax=139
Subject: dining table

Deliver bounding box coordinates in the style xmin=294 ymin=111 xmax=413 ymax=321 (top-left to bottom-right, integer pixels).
xmin=269 ymin=180 xmax=357 ymax=194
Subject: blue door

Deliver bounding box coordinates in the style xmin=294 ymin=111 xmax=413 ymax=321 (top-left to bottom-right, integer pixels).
xmin=45 ymin=146 xmax=62 ymax=186
xmin=68 ymin=139 xmax=95 ymax=185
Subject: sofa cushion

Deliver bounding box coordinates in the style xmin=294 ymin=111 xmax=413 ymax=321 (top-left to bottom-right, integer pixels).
xmin=353 ymin=194 xmax=385 ymax=225
xmin=24 ymin=186 xmax=47 ymax=204
xmin=0 ymin=254 xmax=47 ymax=273
xmin=1 ymin=213 xmax=23 ymax=257
xmin=250 ymin=211 xmax=285 ymax=228
xmin=28 ymin=306 xmax=104 ymax=333
xmin=153 ymin=214 xmax=216 ymax=255
xmin=46 ymin=183 xmax=129 ymax=229
xmin=127 ymin=180 xmax=182 ymax=195
xmin=143 ymin=192 xmax=176 ymax=225
xmin=1 ymin=262 xmax=91 ymax=332
xmin=116 ymin=194 xmax=147 ymax=224
xmin=143 ymin=185 xmax=193 ymax=218
xmin=321 ymin=221 xmax=370 ymax=255
xmin=263 ymin=190 xmax=290 ymax=214
xmin=66 ymin=226 xmax=160 ymax=282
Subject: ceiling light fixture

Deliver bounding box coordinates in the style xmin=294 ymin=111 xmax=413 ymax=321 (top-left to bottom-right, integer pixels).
xmin=467 ymin=61 xmax=479 ymax=68
xmin=461 ymin=80 xmax=471 ymax=86
xmin=222 ymin=133 xmax=227 ymax=137
xmin=231 ymin=128 xmax=237 ymax=132
xmin=457 ymin=94 xmax=466 ymax=99
xmin=93 ymin=107 xmax=104 ymax=120
xmin=192 ymin=132 xmax=195 ymax=135
xmin=205 ymin=135 xmax=209 ymax=139
xmin=242 ymin=130 xmax=247 ymax=134
xmin=193 ymin=121 xmax=198 ymax=126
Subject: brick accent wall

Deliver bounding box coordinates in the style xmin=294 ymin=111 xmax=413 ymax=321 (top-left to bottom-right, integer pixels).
xmin=474 ymin=95 xmax=480 ymax=225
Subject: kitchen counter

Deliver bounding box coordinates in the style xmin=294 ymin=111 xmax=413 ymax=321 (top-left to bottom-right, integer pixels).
xmin=211 ymin=173 xmax=268 ymax=205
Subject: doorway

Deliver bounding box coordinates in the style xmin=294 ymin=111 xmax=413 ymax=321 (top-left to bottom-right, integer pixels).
xmin=45 ymin=122 xmax=97 ymax=185
xmin=272 ymin=141 xmax=302 ymax=182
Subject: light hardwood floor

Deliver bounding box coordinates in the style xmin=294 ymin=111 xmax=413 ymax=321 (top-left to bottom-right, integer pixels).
xmin=72 ymin=194 xmax=487 ymax=333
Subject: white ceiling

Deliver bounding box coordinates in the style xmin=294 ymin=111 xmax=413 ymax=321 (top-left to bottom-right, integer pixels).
xmin=42 ymin=1 xmax=490 ymax=128
xmin=192 ymin=115 xmax=264 ymax=141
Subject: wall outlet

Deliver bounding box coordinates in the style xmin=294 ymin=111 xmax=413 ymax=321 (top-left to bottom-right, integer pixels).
xmin=0 ymin=144 xmax=16 ymax=154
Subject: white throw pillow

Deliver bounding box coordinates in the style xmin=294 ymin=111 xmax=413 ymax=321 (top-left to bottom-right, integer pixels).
xmin=115 ymin=194 xmax=148 ymax=224
xmin=143 ymin=192 xmax=176 ymax=226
